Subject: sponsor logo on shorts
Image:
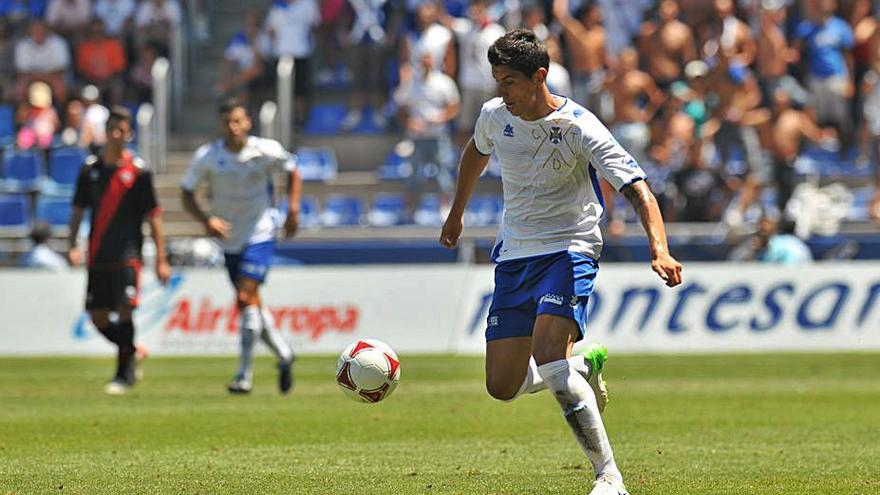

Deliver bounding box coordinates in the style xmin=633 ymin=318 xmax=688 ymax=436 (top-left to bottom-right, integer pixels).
xmin=241 ymin=262 xmax=267 ymax=275
xmin=539 ymin=294 xmax=564 ymax=306
xmin=570 ymin=296 xmax=579 ymax=308
xmin=487 ymin=315 xmax=500 ymax=327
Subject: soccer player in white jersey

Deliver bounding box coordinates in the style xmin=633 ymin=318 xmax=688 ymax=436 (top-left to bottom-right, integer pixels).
xmin=181 ymin=99 xmax=302 ymax=395
xmin=440 ymin=30 xmax=682 ymax=495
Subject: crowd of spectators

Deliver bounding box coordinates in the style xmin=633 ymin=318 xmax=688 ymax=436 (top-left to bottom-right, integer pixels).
xmin=0 ymin=0 xmax=185 ymax=152
xmin=222 ymin=0 xmax=880 ymax=227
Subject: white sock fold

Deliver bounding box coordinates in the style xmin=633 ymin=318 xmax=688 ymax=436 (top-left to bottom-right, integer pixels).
xmin=260 ymin=307 xmax=293 ymax=363
xmin=506 ymin=356 xmax=592 ymax=401
xmin=536 ymin=359 xmax=621 ymax=482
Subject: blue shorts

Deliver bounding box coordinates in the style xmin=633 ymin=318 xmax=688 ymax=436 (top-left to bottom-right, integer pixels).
xmin=224 ymin=241 xmax=276 ymax=285
xmin=486 ymin=251 xmax=598 ymax=342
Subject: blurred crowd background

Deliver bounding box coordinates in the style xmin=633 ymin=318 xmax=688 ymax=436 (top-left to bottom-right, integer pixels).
xmin=1 ymin=0 xmax=879 ymax=268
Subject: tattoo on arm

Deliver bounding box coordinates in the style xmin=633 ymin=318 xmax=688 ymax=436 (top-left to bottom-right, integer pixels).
xmin=621 ymin=180 xmax=652 ymax=215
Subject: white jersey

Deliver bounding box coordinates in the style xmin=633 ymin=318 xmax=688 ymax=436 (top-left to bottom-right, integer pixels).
xmin=473 ymin=97 xmax=646 ymax=262
xmin=181 ymin=136 xmax=296 ymax=253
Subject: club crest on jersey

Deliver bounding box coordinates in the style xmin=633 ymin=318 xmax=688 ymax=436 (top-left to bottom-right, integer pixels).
xmin=503 ymin=124 xmax=514 ymax=137
xmin=549 ymin=127 xmax=562 ymax=144
xmin=119 ymin=170 xmax=135 ymax=186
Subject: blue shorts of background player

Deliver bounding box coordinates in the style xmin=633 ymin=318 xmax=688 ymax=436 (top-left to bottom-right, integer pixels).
xmin=224 ymin=241 xmax=276 ymax=284
xmin=487 ymin=251 xmax=598 ymax=342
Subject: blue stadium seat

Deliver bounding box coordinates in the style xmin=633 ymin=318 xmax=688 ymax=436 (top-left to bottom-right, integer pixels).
xmin=279 ymin=197 xmax=320 ymax=229
xmin=367 ymin=193 xmax=408 ymax=226
xmin=0 ymin=194 xmax=31 ymax=228
xmin=304 ymin=104 xmax=347 ymax=135
xmin=1 ymin=148 xmax=45 ymax=192
xmin=413 ymin=193 xmax=444 ymax=227
xmin=320 ymin=195 xmax=364 ymax=227
xmin=35 ymin=196 xmax=72 ymax=226
xmin=295 ymin=147 xmax=338 ymax=181
xmin=466 ymin=194 xmax=503 ymax=226
xmin=848 ymin=187 xmax=874 ymax=222
xmin=377 ymin=149 xmax=413 ymax=181
xmin=43 ymin=146 xmax=87 ymax=194
xmin=0 ymin=105 xmax=14 ymax=146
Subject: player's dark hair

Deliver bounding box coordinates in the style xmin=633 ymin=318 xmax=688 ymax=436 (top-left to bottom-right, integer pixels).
xmin=219 ymin=98 xmax=247 ymax=116
xmin=487 ymin=29 xmax=549 ymax=78
xmin=106 ymin=106 xmax=131 ymax=132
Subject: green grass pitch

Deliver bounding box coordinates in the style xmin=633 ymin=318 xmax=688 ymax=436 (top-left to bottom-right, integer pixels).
xmin=1 ymin=353 xmax=878 ymax=494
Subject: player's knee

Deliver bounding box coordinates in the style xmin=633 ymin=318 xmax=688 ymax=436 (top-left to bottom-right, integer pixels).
xmin=236 ymin=290 xmax=258 ymax=308
xmin=485 ymin=378 xmax=519 ymax=402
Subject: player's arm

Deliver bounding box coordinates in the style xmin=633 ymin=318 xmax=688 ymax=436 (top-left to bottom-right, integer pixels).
xmin=67 ymin=206 xmax=85 ymax=266
xmin=147 ymin=211 xmax=171 ymax=285
xmin=621 ymin=180 xmax=682 ymax=287
xmin=284 ymin=167 xmax=302 ymax=238
xmin=181 ymin=188 xmax=230 ymax=240
xmin=440 ymin=138 xmax=491 ymax=248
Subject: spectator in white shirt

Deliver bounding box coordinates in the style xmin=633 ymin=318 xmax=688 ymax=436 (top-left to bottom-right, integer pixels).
xmin=265 ymin=0 xmax=321 ymax=126
xmin=451 ymin=0 xmax=504 ymax=146
xmin=46 ymin=0 xmax=91 ymax=40
xmin=14 ymin=20 xmax=70 ymax=102
xmin=94 ymin=0 xmax=137 ymax=38
xmin=135 ymin=0 xmax=182 ymax=55
xmin=19 ymin=223 xmax=68 ymax=271
xmin=218 ymin=11 xmax=272 ymax=105
xmin=394 ymin=52 xmax=460 ymax=203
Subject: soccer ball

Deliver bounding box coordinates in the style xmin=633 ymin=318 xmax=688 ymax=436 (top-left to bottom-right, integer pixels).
xmin=336 ymin=339 xmax=401 ymax=403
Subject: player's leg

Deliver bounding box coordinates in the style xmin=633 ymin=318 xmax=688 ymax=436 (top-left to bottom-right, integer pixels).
xmin=258 ymin=302 xmax=294 ymax=393
xmin=533 ymin=315 xmax=626 ymax=494
xmin=532 ymin=253 xmax=626 ymax=494
xmin=237 ymin=277 xmax=294 ymax=393
xmin=224 ymin=251 xmax=256 ymax=393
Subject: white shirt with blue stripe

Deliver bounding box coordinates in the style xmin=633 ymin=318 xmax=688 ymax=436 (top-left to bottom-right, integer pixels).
xmin=182 ymin=137 xmax=296 ymax=254
xmin=473 ymin=97 xmax=646 ymax=262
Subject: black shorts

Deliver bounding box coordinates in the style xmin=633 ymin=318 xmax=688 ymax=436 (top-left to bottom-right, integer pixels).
xmin=86 ymin=262 xmax=142 ymax=310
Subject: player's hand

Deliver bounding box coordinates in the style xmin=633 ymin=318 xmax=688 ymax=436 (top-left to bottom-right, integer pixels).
xmin=651 ymin=252 xmax=683 ymax=288
xmin=283 ymin=211 xmax=299 ymax=238
xmin=205 ymin=216 xmax=231 ymax=240
xmin=439 ymin=213 xmax=463 ymax=248
xmin=156 ymin=259 xmax=171 ymax=286
xmin=68 ymin=246 xmax=83 ymax=267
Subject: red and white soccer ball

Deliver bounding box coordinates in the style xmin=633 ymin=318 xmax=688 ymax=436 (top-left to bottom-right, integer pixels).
xmin=336 ymin=339 xmax=401 ymax=403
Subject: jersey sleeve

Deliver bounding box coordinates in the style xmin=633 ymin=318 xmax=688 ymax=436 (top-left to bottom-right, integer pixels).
xmin=181 ymin=144 xmax=212 ymax=192
xmin=472 ymin=103 xmax=495 ymax=156
xmin=580 ymin=114 xmax=647 ymax=191
xmin=137 ymin=170 xmax=160 ymax=217
xmin=72 ymin=165 xmax=91 ymax=209
xmin=262 ymin=138 xmax=296 ymax=173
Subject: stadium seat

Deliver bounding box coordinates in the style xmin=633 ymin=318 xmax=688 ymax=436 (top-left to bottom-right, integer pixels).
xmin=43 ymin=146 xmax=87 ymax=194
xmin=35 ymin=196 xmax=73 ymax=226
xmin=376 ymin=149 xmax=413 ymax=181
xmin=304 ymin=104 xmax=348 ymax=135
xmin=279 ymin=197 xmax=320 ymax=229
xmin=295 ymin=147 xmax=338 ymax=182
xmin=0 ymin=105 xmax=14 ymax=146
xmin=466 ymin=194 xmax=503 ymax=226
xmin=1 ymin=148 xmax=45 ymax=192
xmin=367 ymin=193 xmax=408 ymax=226
xmin=413 ymin=193 xmax=444 ymax=227
xmin=320 ymin=195 xmax=364 ymax=227
xmin=0 ymin=194 xmax=31 ymax=228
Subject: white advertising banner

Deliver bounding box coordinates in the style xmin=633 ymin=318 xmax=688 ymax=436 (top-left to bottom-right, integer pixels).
xmin=0 ymin=263 xmax=877 ymax=356
xmin=454 ymin=263 xmax=880 ymax=354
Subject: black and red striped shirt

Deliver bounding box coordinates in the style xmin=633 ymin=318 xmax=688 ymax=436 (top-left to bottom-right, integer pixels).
xmin=72 ymin=151 xmax=160 ymax=268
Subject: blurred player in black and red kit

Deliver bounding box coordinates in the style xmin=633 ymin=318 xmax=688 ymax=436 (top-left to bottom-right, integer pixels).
xmin=67 ymin=107 xmax=171 ymax=395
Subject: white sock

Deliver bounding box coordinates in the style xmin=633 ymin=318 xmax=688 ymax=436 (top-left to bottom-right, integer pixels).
xmin=537 ymin=359 xmax=621 ymax=482
xmin=259 ymin=307 xmax=293 ymax=363
xmin=235 ymin=305 xmax=262 ymax=380
xmin=506 ymin=356 xmax=592 ymax=401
